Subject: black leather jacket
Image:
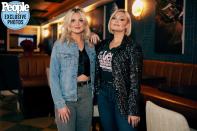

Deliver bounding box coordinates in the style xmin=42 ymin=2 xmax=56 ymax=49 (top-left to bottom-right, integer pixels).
xmin=95 ymin=36 xmax=143 ymax=116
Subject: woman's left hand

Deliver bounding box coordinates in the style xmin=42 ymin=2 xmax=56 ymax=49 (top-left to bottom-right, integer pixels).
xmin=89 ymin=32 xmax=101 ymax=44
xmin=128 ymin=115 xmax=140 ymax=128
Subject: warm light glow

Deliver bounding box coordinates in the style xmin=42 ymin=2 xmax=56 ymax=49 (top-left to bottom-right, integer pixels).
xmin=132 ymin=0 xmax=144 ymax=17
xmin=43 ymin=29 xmax=49 ymax=38
xmin=86 ymin=15 xmax=91 ymax=25
xmin=58 ymin=23 xmax=63 ymax=34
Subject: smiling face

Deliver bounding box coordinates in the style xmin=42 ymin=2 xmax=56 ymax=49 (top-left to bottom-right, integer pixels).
xmin=110 ymin=11 xmax=129 ymax=34
xmin=60 ymin=7 xmax=91 ymax=43
xmin=69 ymin=13 xmax=85 ymax=35
xmin=108 ymin=9 xmax=132 ymax=36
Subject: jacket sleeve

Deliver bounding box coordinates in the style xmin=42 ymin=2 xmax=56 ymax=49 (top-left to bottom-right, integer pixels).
xmin=94 ymin=45 xmax=101 ymax=94
xmin=128 ymin=44 xmax=143 ymax=116
xmin=94 ymin=53 xmax=101 ymax=94
xmin=94 ymin=40 xmax=105 ymax=94
xmin=49 ymin=41 xmax=66 ymax=109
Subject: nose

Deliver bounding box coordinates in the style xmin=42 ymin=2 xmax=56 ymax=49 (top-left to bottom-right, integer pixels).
xmin=72 ymin=20 xmax=80 ymax=26
xmin=114 ymin=19 xmax=119 ymax=23
xmin=74 ymin=21 xmax=80 ymax=25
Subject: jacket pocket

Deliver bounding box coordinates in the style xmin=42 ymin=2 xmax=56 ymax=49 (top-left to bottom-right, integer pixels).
xmin=58 ymin=53 xmax=76 ymax=68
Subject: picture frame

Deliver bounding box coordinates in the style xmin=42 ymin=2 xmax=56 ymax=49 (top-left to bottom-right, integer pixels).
xmin=7 ymin=25 xmax=40 ymax=52
xmin=155 ymin=0 xmax=185 ymax=54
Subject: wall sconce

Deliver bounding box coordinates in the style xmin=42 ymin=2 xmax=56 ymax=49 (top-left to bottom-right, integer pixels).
xmin=42 ymin=28 xmax=49 ymax=38
xmin=58 ymin=22 xmax=63 ymax=34
xmin=86 ymin=15 xmax=91 ymax=25
xmin=132 ymin=0 xmax=144 ymax=19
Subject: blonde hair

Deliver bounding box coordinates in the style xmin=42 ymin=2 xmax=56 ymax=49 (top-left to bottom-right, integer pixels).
xmin=108 ymin=9 xmax=132 ymax=36
xmin=60 ymin=7 xmax=91 ymax=43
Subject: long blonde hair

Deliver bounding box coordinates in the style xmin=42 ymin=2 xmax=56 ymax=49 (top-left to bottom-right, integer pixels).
xmin=108 ymin=9 xmax=132 ymax=36
xmin=60 ymin=7 xmax=91 ymax=44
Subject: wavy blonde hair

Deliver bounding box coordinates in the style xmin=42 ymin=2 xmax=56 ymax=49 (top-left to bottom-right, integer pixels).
xmin=60 ymin=7 xmax=91 ymax=44
xmin=108 ymin=9 xmax=132 ymax=36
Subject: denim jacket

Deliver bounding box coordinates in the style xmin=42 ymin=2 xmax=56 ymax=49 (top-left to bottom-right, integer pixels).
xmin=50 ymin=40 xmax=96 ymax=109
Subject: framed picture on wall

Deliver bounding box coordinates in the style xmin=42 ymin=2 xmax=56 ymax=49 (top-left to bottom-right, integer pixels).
xmin=155 ymin=0 xmax=185 ymax=54
xmin=7 ymin=25 xmax=40 ymax=52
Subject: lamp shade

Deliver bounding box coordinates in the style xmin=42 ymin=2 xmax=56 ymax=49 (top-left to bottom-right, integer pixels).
xmin=132 ymin=0 xmax=144 ymax=17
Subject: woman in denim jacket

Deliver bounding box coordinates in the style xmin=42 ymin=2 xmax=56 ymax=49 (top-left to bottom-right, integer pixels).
xmin=95 ymin=9 xmax=143 ymax=131
xmin=50 ymin=7 xmax=98 ymax=131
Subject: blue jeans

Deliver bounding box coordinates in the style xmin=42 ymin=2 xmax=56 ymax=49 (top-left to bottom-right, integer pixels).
xmin=55 ymin=84 xmax=93 ymax=131
xmin=97 ymin=82 xmax=137 ymax=131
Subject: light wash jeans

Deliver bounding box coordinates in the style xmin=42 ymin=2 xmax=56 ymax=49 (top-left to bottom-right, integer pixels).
xmin=55 ymin=84 xmax=93 ymax=131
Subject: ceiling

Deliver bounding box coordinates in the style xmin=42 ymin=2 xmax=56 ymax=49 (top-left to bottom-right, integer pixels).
xmin=25 ymin=0 xmax=113 ymax=24
xmin=27 ymin=0 xmax=86 ymax=21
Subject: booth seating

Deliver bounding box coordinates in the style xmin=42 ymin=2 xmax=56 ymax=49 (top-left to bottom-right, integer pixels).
xmin=19 ymin=54 xmax=50 ymax=88
xmin=141 ymin=60 xmax=197 ymax=129
xmin=143 ymin=60 xmax=197 ymax=87
xmin=18 ymin=54 xmax=53 ymax=118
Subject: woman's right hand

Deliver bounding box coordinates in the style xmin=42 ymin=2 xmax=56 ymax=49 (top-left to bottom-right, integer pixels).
xmin=57 ymin=106 xmax=71 ymax=123
xmin=128 ymin=115 xmax=140 ymax=128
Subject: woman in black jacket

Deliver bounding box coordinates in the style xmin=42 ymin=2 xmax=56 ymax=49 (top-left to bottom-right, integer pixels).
xmin=95 ymin=9 xmax=143 ymax=131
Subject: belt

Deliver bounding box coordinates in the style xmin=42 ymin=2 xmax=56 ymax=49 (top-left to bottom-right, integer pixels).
xmin=77 ymin=80 xmax=91 ymax=87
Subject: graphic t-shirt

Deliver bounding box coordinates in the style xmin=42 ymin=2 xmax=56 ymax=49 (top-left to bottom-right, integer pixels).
xmin=98 ymin=44 xmax=113 ymax=82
